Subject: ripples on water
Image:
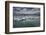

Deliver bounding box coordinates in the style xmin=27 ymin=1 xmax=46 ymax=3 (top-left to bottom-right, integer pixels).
xmin=13 ymin=16 xmax=40 ymax=28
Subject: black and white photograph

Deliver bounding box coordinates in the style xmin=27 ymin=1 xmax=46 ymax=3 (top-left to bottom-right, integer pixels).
xmin=5 ymin=1 xmax=45 ymax=34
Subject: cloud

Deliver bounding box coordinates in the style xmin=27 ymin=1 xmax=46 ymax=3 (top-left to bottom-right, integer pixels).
xmin=13 ymin=7 xmax=40 ymax=14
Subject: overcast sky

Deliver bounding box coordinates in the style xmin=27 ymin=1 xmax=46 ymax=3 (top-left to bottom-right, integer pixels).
xmin=13 ymin=7 xmax=40 ymax=14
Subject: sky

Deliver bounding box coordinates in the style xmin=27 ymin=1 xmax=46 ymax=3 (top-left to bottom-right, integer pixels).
xmin=13 ymin=7 xmax=40 ymax=14
xmin=13 ymin=7 xmax=40 ymax=20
